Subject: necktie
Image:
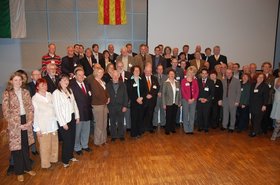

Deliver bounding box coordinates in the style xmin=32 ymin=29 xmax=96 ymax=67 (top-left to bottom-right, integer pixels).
xmin=119 ymin=75 xmax=123 ymax=82
xmin=88 ymin=57 xmax=92 ymax=67
xmin=202 ymin=79 xmax=206 ymax=88
xmin=52 ymin=77 xmax=56 ymax=84
xmin=81 ymin=83 xmax=87 ymax=95
xmin=147 ymin=77 xmax=151 ymax=91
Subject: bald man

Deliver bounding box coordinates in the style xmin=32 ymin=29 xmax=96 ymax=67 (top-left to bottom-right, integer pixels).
xmin=116 ymin=47 xmax=135 ymax=72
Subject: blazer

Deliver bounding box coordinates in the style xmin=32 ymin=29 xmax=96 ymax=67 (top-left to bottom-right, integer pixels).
xmin=70 ymin=79 xmax=92 ymax=121
xmin=189 ymin=53 xmax=206 ymax=61
xmin=181 ymin=78 xmax=199 ymax=100
xmin=208 ymin=55 xmax=228 ymax=71
xmin=2 ymin=89 xmax=34 ymax=151
xmin=151 ymin=55 xmax=167 ymax=74
xmin=222 ymin=77 xmax=241 ymax=105
xmin=249 ymin=82 xmax=269 ymax=114
xmin=99 ymin=58 xmax=111 ymax=70
xmin=27 ymin=81 xmax=36 ymax=97
xmin=109 ymin=53 xmax=119 ymax=66
xmin=213 ymin=79 xmax=223 ymax=102
xmin=43 ymin=74 xmax=59 ymax=93
xmin=190 ymin=59 xmax=206 ymax=73
xmin=162 ymin=80 xmax=181 ymax=106
xmin=92 ymin=52 xmax=103 ymax=63
xmin=239 ymin=82 xmax=251 ymax=106
xmin=61 ymin=55 xmax=80 ymax=75
xmin=197 ymin=78 xmax=215 ymax=102
xmin=106 ymin=81 xmax=128 ymax=110
xmin=116 ymin=55 xmax=134 ymax=72
xmin=127 ymin=77 xmax=148 ymax=107
xmin=264 ymin=74 xmax=275 ymax=104
xmin=154 ymin=73 xmax=168 ymax=93
xmin=86 ymin=75 xmax=109 ymax=105
xmin=134 ymin=54 xmax=153 ymax=72
xmin=79 ymin=56 xmax=96 ymax=77
xmin=141 ymin=75 xmax=160 ymax=106
xmin=52 ymin=89 xmax=80 ymax=126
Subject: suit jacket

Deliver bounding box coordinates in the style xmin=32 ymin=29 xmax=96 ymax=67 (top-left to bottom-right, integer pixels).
xmin=86 ymin=75 xmax=109 ymax=105
xmin=2 ymin=89 xmax=34 ymax=151
xmin=249 ymin=82 xmax=269 ymax=114
xmin=79 ymin=56 xmax=96 ymax=77
xmin=106 ymin=81 xmax=128 ymax=111
xmin=109 ymin=53 xmax=119 ymax=66
xmin=43 ymin=74 xmax=59 ymax=93
xmin=99 ymin=58 xmax=111 ymax=70
xmin=154 ymin=73 xmax=168 ymax=93
xmin=162 ymin=80 xmax=181 ymax=106
xmin=61 ymin=55 xmax=80 ymax=75
xmin=127 ymin=77 xmax=148 ymax=107
xmin=134 ymin=54 xmax=153 ymax=72
xmin=27 ymin=81 xmax=36 ymax=97
xmin=116 ymin=55 xmax=134 ymax=72
xmin=142 ymin=75 xmax=160 ymax=106
xmin=92 ymin=52 xmax=103 ymax=63
xmin=189 ymin=53 xmax=206 ymax=61
xmin=70 ymin=79 xmax=92 ymax=121
xmin=264 ymin=74 xmax=275 ymax=104
xmin=213 ymin=79 xmax=223 ymax=102
xmin=208 ymin=55 xmax=228 ymax=71
xmin=151 ymin=55 xmax=167 ymax=74
xmin=222 ymin=77 xmax=241 ymax=105
xmin=197 ymin=78 xmax=215 ymax=102
xmin=190 ymin=59 xmax=206 ymax=73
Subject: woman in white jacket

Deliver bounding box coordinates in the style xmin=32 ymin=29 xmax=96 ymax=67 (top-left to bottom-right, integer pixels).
xmin=53 ymin=74 xmax=80 ymax=168
xmin=32 ymin=78 xmax=58 ymax=168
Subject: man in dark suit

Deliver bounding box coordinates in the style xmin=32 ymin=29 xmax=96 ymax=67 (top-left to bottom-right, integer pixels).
xmin=197 ymin=68 xmax=215 ymax=132
xmin=108 ymin=44 xmax=119 ymax=66
xmin=204 ymin=47 xmax=212 ymax=62
xmin=106 ymin=70 xmax=128 ymax=141
xmin=43 ymin=63 xmax=59 ymax=93
xmin=70 ymin=68 xmax=92 ymax=155
xmin=208 ymin=45 xmax=227 ymax=71
xmin=116 ymin=60 xmax=132 ymax=130
xmin=61 ymin=46 xmax=80 ymax=78
xmin=126 ymin=43 xmax=137 ymax=57
xmin=189 ymin=45 xmax=206 ymax=60
xmin=152 ymin=46 xmax=167 ymax=74
xmin=182 ymin=44 xmax=192 ymax=62
xmin=142 ymin=64 xmax=160 ymax=133
xmin=92 ymin=44 xmax=103 ymax=64
xmin=79 ymin=48 xmax=97 ymax=77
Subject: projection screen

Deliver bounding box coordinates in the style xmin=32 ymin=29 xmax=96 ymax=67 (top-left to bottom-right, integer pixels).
xmin=148 ymin=0 xmax=279 ymax=68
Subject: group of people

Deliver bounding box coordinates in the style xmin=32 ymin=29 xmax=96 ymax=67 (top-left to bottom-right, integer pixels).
xmin=2 ymin=42 xmax=280 ymax=182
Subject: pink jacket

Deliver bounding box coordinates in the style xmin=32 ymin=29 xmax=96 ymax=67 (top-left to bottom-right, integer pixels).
xmin=181 ymin=78 xmax=199 ymax=100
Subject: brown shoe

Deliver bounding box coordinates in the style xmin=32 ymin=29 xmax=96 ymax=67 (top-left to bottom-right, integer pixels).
xmin=17 ymin=175 xmax=24 ymax=182
xmin=24 ymin=170 xmax=36 ymax=176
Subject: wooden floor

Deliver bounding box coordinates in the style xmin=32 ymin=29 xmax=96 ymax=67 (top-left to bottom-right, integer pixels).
xmin=0 ymin=126 xmax=279 ymax=185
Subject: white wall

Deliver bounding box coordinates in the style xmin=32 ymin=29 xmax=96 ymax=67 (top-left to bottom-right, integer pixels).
xmin=148 ymin=0 xmax=278 ymax=68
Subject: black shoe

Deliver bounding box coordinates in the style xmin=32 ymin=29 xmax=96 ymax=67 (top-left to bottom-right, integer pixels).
xmin=149 ymin=130 xmax=155 ymax=133
xmin=75 ymin=150 xmax=83 ymax=155
xmin=6 ymin=165 xmax=14 ymax=176
xmin=185 ymin=132 xmax=194 ymax=135
xmin=221 ymin=127 xmax=226 ymax=131
xmin=165 ymin=131 xmax=170 ymax=135
xmin=171 ymin=130 xmax=176 ymax=133
xmin=249 ymin=132 xmax=256 ymax=137
xmin=160 ymin=126 xmax=165 ymax=129
xmin=153 ymin=126 xmax=157 ymax=130
xmin=111 ymin=138 xmax=116 ymax=142
xmin=82 ymin=148 xmax=92 ymax=152
xmin=198 ymin=128 xmax=202 ymax=132
xmin=120 ymin=137 xmax=125 ymax=141
xmin=32 ymin=151 xmax=39 ymax=155
xmin=205 ymin=129 xmax=209 ymax=133
xmin=228 ymin=129 xmax=234 ymax=133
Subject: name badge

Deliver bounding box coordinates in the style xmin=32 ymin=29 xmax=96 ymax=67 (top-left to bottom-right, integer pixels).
xmin=254 ymin=89 xmax=258 ymax=93
xmin=51 ymin=60 xmax=55 ymax=64
xmin=153 ymin=85 xmax=157 ymax=89
xmin=176 ymin=77 xmax=180 ymax=80
xmin=185 ymin=83 xmax=190 ymax=86
xmin=176 ymin=88 xmax=180 ymax=91
xmin=268 ymin=84 xmax=272 ymax=88
xmin=241 ymin=88 xmax=243 ymax=92
xmin=204 ymin=87 xmax=209 ymax=91
xmin=129 ymin=63 xmax=132 ymax=67
xmin=124 ymin=77 xmax=128 ymax=80
xmin=88 ymin=91 xmax=92 ymax=96
xmin=133 ymin=83 xmax=137 ymax=87
xmin=215 ymin=85 xmax=219 ymax=88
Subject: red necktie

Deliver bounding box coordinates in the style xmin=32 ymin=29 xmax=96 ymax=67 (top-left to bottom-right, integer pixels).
xmin=81 ymin=83 xmax=87 ymax=95
xmin=202 ymin=79 xmax=206 ymax=88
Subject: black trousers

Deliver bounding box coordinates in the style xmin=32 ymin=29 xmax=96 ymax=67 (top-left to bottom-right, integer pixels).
xmin=12 ymin=115 xmax=32 ymax=175
xmin=130 ymin=104 xmax=143 ymax=137
xmin=143 ymin=101 xmax=156 ymax=132
xmin=210 ymin=101 xmax=221 ymax=128
xmin=165 ymin=104 xmax=178 ymax=133
xmin=59 ymin=113 xmax=76 ymax=164
xmin=261 ymin=104 xmax=273 ymax=133
xmin=109 ymin=107 xmax=125 ymax=139
xmin=197 ymin=102 xmax=211 ymax=130
xmin=236 ymin=106 xmax=249 ymax=131
xmin=251 ymin=111 xmax=265 ymax=134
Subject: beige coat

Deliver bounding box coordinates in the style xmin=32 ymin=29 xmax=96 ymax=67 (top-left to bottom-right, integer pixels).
xmin=2 ymin=89 xmax=34 ymax=151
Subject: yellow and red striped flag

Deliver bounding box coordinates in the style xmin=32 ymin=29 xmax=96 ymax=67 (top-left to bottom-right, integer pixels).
xmin=98 ymin=0 xmax=127 ymax=25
